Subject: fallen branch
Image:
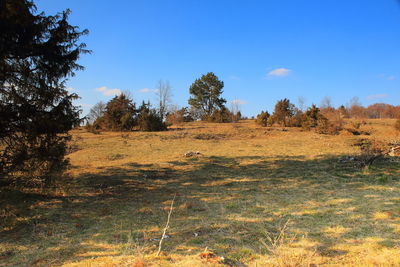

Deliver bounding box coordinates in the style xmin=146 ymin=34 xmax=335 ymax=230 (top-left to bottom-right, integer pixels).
xmin=156 ymin=193 xmax=176 ymax=256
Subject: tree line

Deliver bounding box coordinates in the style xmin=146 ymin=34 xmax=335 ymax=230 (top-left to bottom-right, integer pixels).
xmin=86 ymin=70 xmax=400 ymax=135
xmin=85 ymin=72 xmax=242 ymax=132
xmin=255 ymin=97 xmax=400 ymax=134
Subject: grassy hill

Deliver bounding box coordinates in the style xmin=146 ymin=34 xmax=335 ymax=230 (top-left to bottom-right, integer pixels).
xmin=1 ymin=120 xmax=400 ymax=266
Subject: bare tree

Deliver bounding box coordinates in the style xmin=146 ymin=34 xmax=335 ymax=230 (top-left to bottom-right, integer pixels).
xmin=87 ymin=101 xmax=106 ymax=124
xmin=347 ymin=96 xmax=365 ymax=118
xmin=297 ymin=96 xmax=306 ymax=112
xmin=347 ymin=96 xmax=361 ymax=109
xmin=320 ymin=96 xmax=332 ymax=109
xmin=156 ymin=80 xmax=173 ymax=120
xmin=230 ymin=99 xmax=243 ymax=122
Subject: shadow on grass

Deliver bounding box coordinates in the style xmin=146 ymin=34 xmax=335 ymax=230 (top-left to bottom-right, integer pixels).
xmin=1 ymin=155 xmax=400 ymax=265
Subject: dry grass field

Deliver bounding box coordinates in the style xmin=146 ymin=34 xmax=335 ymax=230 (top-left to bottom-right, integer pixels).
xmin=1 ymin=119 xmax=400 ymax=266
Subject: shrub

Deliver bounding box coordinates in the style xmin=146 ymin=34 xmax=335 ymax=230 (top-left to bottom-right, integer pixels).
xmin=315 ymin=116 xmax=342 ymax=135
xmin=256 ymin=111 xmax=270 ymax=127
xmin=138 ymin=108 xmax=167 ymax=131
xmin=89 ymin=98 xmax=167 ymax=132
xmin=206 ymin=107 xmax=233 ymax=123
xmin=166 ymin=107 xmax=194 ymax=125
xmin=297 ymin=104 xmax=341 ymax=134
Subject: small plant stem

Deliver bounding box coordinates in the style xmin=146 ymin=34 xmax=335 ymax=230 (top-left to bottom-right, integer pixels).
xmin=156 ymin=193 xmax=176 ymax=256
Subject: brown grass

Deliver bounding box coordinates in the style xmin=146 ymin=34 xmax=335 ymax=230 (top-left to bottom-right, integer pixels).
xmin=1 ymin=119 xmax=400 ymax=266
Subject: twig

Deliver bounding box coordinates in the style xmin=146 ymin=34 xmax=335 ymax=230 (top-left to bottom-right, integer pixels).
xmin=156 ymin=193 xmax=176 ymax=256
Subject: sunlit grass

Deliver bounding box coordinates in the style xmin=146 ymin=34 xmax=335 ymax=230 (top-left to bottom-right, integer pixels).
xmin=1 ymin=119 xmax=399 ymax=266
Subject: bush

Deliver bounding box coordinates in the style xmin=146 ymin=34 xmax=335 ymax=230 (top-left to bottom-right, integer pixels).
xmin=293 ymin=105 xmax=342 ymax=135
xmin=138 ymin=109 xmax=167 ymax=131
xmin=255 ymin=111 xmax=270 ymax=127
xmin=166 ymin=107 xmax=194 ymax=125
xmin=206 ymin=107 xmax=233 ymax=123
xmin=89 ymin=98 xmax=168 ymax=132
xmin=315 ymin=116 xmax=342 ymax=135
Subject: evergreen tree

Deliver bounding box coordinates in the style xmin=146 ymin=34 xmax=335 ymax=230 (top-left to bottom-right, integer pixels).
xmin=272 ymin=98 xmax=295 ymax=126
xmin=102 ymin=94 xmax=137 ymax=131
xmin=303 ymin=104 xmax=320 ymax=128
xmin=0 ymin=0 xmax=89 ymax=185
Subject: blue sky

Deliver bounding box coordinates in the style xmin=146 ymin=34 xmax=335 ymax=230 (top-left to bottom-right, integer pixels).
xmin=36 ymin=0 xmax=400 ymax=117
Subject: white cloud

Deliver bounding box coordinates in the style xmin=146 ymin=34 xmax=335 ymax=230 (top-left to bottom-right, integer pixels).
xmin=366 ymin=94 xmax=388 ymax=100
xmin=387 ymin=75 xmax=396 ymax=80
xmin=138 ymin=88 xmax=153 ymax=93
xmin=66 ymin=87 xmax=74 ymax=92
xmin=267 ymin=68 xmax=291 ymax=78
xmin=96 ymin=86 xmax=122 ymax=96
xmin=231 ymin=99 xmax=246 ymax=105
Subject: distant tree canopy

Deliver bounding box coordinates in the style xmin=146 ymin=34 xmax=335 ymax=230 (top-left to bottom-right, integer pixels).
xmin=0 ymin=0 xmax=88 ymax=185
xmin=255 ymin=100 xmax=343 ymax=135
xmin=188 ymin=72 xmax=227 ymax=120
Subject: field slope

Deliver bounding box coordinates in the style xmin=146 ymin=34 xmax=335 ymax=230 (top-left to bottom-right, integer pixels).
xmin=1 ymin=120 xmax=400 ymax=266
